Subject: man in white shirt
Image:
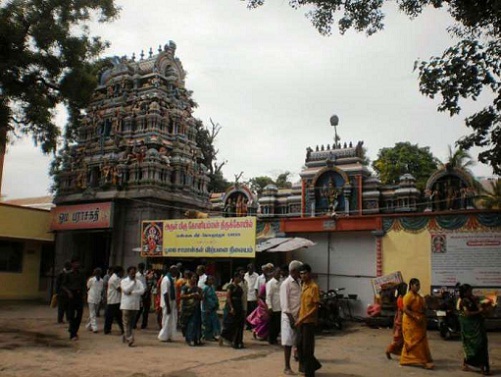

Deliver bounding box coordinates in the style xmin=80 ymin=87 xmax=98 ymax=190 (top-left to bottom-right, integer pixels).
xmin=196 ymin=265 xmax=207 ymax=289
xmin=132 ymin=262 xmax=150 ymax=330
xmin=266 ymin=267 xmax=282 ymax=345
xmin=244 ymin=263 xmax=259 ymax=329
xmin=280 ymin=260 xmax=303 ymax=375
xmin=104 ymin=266 xmax=124 ymax=335
xmin=120 ymin=266 xmax=145 ymax=346
xmin=255 ymin=263 xmax=274 ymax=297
xmin=85 ymin=268 xmax=104 ymax=333
xmin=158 ymin=265 xmax=178 ymax=342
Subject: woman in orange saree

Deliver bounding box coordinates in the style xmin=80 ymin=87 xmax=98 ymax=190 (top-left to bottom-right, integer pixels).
xmin=386 ymin=282 xmax=407 ymax=359
xmin=400 ymin=278 xmax=434 ymax=369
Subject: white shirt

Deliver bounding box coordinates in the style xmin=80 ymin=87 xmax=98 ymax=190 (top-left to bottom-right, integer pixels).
xmin=107 ymin=273 xmax=122 ymax=305
xmin=244 ymin=272 xmax=259 ymax=301
xmin=198 ymin=273 xmax=207 ymax=289
xmin=266 ymin=277 xmax=281 ymax=312
xmin=280 ymin=275 xmax=302 ymax=320
xmin=160 ymin=275 xmax=175 ymax=308
xmin=120 ymin=277 xmax=145 ymax=310
xmin=135 ymin=270 xmax=147 ymax=290
xmin=254 ymin=274 xmax=266 ymax=292
xmin=86 ymin=276 xmax=104 ymax=304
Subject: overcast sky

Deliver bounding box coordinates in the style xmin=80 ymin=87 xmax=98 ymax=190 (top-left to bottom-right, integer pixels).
xmin=1 ymin=0 xmax=496 ymax=200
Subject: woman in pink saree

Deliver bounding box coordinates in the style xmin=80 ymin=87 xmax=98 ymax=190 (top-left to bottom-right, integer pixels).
xmin=246 ymin=284 xmax=269 ymax=340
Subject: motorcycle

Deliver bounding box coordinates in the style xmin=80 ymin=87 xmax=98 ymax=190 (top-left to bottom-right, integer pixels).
xmin=433 ymin=290 xmax=461 ymax=340
xmin=317 ymin=288 xmax=345 ymax=331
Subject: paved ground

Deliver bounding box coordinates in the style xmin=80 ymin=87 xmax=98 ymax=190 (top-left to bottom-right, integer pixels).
xmin=0 ymin=301 xmax=499 ymax=377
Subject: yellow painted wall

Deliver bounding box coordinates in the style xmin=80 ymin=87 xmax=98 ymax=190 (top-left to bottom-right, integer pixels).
xmin=0 ymin=204 xmax=54 ymax=299
xmin=382 ymin=229 xmax=432 ymax=295
xmin=0 ymin=204 xmax=53 ymax=241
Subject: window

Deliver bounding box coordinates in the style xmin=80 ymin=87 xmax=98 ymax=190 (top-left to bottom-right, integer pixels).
xmin=0 ymin=240 xmax=24 ymax=272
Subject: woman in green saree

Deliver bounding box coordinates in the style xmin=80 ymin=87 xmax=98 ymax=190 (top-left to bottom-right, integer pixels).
xmin=458 ymin=284 xmax=490 ymax=375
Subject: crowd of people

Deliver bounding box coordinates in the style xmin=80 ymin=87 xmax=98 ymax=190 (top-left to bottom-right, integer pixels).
xmin=54 ymin=258 xmax=322 ymax=376
xmin=54 ymin=258 xmax=493 ymax=376
xmin=385 ymin=278 xmax=492 ymax=375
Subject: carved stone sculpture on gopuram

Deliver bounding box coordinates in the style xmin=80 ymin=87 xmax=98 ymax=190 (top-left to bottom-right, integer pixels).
xmin=55 ymin=41 xmax=210 ymax=207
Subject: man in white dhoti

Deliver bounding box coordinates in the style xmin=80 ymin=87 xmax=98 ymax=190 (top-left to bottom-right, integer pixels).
xmin=280 ymin=260 xmax=303 ymax=375
xmin=158 ymin=265 xmax=179 ymax=342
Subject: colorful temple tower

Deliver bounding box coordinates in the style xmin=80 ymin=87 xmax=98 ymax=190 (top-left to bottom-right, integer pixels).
xmin=53 ymin=42 xmax=210 ymax=271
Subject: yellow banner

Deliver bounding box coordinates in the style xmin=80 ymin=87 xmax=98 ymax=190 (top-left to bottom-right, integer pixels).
xmin=141 ymin=217 xmax=256 ymax=258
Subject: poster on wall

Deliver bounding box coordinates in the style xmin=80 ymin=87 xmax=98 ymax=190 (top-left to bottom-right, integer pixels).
xmin=141 ymin=217 xmax=256 ymax=258
xmin=431 ymin=232 xmax=501 ymax=287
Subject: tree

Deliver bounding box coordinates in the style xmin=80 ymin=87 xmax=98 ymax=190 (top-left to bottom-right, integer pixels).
xmin=275 ymin=171 xmax=293 ymax=189
xmin=372 ymin=142 xmax=438 ymax=191
xmin=194 ymin=118 xmax=231 ymax=193
xmin=0 ymin=0 xmax=119 ymax=155
xmin=244 ymin=1 xmax=501 ymax=174
xmin=248 ymin=176 xmax=275 ymax=195
xmin=440 ymin=145 xmax=475 ymax=171
xmin=478 ymin=179 xmax=501 ymax=210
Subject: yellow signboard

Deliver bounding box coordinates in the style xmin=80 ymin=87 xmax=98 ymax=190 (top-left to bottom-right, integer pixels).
xmin=141 ymin=217 xmax=256 ymax=258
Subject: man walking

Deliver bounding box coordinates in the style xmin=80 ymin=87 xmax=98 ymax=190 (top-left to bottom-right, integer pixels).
xmin=158 ymin=265 xmax=178 ymax=342
xmin=244 ymin=263 xmax=259 ymax=329
xmin=296 ymin=264 xmax=322 ymax=377
xmin=55 ymin=261 xmax=71 ymax=324
xmin=61 ymin=257 xmax=86 ymax=341
xmin=104 ymin=266 xmax=124 ymax=335
xmin=280 ymin=260 xmax=303 ymax=375
xmin=85 ymin=268 xmax=104 ymax=333
xmin=120 ymin=266 xmax=145 ymax=346
xmin=266 ymin=267 xmax=282 ymax=345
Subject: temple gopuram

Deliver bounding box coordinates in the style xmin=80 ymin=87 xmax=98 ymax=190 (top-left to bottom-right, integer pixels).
xmin=52 ymin=42 xmax=210 ymax=271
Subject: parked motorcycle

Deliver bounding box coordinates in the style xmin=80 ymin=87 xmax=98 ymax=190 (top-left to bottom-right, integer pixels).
xmin=317 ymin=288 xmax=345 ymax=332
xmin=437 ymin=291 xmax=461 ymax=340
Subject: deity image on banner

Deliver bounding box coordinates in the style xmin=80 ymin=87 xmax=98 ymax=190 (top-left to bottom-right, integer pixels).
xmin=141 ymin=222 xmax=163 ymax=256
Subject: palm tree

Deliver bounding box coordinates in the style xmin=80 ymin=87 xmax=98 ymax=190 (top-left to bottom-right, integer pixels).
xmin=478 ymin=179 xmax=501 ymax=209
xmin=441 ymin=145 xmax=475 ymax=171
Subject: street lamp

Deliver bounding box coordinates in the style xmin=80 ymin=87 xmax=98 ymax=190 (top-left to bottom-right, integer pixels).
xmin=330 ymin=114 xmax=340 ymax=148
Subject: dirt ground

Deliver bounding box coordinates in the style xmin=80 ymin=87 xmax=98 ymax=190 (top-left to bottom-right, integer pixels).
xmin=0 ymin=302 xmax=499 ymax=377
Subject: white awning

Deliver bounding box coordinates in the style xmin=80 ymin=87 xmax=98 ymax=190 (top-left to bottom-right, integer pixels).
xmin=256 ymin=237 xmax=291 ymax=252
xmin=267 ymin=237 xmax=316 ymax=252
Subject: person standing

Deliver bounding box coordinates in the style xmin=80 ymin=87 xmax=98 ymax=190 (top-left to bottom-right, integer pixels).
xmin=132 ymin=262 xmax=150 ymax=329
xmin=196 ymin=265 xmax=207 ymax=289
xmin=120 ymin=266 xmax=145 ymax=347
xmin=61 ymin=257 xmax=87 ymax=341
xmin=266 ymin=267 xmax=282 ymax=345
xmin=254 ymin=263 xmax=273 ymax=297
xmin=202 ymin=275 xmax=220 ymax=341
xmin=385 ymin=282 xmax=407 ymax=359
xmin=85 ymin=268 xmax=104 ymax=333
xmin=400 ymin=278 xmax=434 ymax=370
xmin=99 ymin=267 xmax=113 ymax=318
xmin=220 ymin=271 xmax=245 ymax=349
xmin=458 ymin=284 xmax=491 ymax=375
xmin=104 ymin=266 xmax=124 ymax=335
xmin=55 ymin=261 xmax=71 ymax=324
xmin=158 ymin=265 xmax=178 ymax=342
xmin=180 ymin=272 xmax=203 ymax=346
xmin=244 ymin=263 xmax=259 ymax=330
xmin=296 ymin=264 xmax=322 ymax=377
xmin=280 ymin=260 xmax=303 ymax=375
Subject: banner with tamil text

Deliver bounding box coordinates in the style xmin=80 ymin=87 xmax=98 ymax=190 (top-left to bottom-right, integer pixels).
xmin=141 ymin=217 xmax=256 ymax=258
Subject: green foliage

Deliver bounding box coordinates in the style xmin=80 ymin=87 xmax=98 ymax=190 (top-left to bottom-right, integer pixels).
xmin=275 ymin=171 xmax=293 ymax=189
xmin=372 ymin=142 xmax=438 ymax=191
xmin=0 ymin=0 xmax=120 ymax=154
xmin=478 ymin=179 xmax=501 ymax=210
xmin=194 ymin=118 xmax=231 ymax=193
xmin=243 ymin=0 xmax=501 ymax=174
xmin=248 ymin=176 xmax=275 ymax=195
